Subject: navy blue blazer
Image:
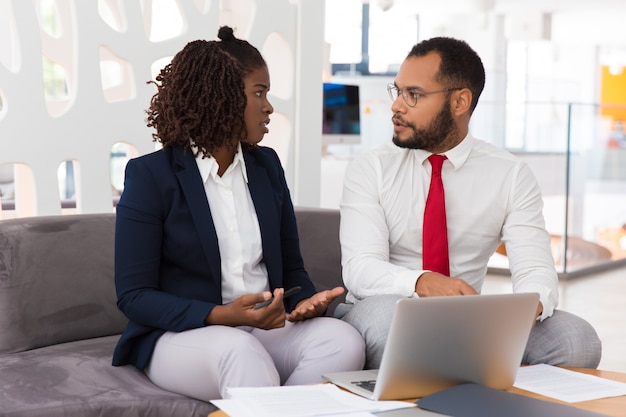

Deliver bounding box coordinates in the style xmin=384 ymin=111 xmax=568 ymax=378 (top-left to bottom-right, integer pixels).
xmin=112 ymin=145 xmax=316 ymax=369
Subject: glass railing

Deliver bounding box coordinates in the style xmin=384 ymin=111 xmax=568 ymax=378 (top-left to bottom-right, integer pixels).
xmin=480 ymin=102 xmax=626 ymax=277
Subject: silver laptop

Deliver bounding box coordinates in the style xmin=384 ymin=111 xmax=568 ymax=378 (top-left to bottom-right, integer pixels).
xmin=323 ymin=292 xmax=539 ymax=401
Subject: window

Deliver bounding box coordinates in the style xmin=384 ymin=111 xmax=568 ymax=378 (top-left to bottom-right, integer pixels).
xmin=325 ymin=1 xmax=418 ymax=75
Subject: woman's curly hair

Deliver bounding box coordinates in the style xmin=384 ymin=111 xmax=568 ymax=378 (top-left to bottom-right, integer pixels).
xmin=145 ymin=26 xmax=267 ymax=157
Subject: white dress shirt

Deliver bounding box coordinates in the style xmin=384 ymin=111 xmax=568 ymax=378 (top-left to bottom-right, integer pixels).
xmin=195 ymin=143 xmax=269 ymax=304
xmin=340 ymin=134 xmax=558 ymax=320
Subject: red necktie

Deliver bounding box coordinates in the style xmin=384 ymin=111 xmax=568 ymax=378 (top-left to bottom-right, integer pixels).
xmin=423 ymin=154 xmax=449 ymax=276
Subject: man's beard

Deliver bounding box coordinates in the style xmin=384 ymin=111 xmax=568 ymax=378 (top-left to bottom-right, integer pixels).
xmin=392 ymin=100 xmax=457 ymax=151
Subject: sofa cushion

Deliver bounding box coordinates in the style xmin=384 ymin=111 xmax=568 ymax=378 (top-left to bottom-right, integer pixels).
xmin=0 ymin=214 xmax=127 ymax=354
xmin=293 ymin=207 xmax=345 ymax=315
xmin=0 ymin=335 xmax=216 ymax=417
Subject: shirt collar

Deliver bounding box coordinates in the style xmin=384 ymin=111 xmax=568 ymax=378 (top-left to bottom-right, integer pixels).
xmin=194 ymin=142 xmax=249 ymax=184
xmin=416 ymin=132 xmax=474 ymax=170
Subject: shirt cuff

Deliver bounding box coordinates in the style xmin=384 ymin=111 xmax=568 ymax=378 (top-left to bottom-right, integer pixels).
xmin=396 ymin=269 xmax=424 ymax=297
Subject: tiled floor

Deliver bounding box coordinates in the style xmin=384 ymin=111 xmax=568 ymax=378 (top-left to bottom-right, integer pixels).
xmin=483 ymin=267 xmax=626 ymax=373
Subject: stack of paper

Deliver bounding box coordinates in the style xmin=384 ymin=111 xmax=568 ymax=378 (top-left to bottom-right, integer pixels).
xmin=514 ymin=364 xmax=626 ymax=403
xmin=211 ymin=384 xmax=415 ymax=417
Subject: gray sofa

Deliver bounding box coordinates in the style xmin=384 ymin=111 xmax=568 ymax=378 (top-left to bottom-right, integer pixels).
xmin=0 ymin=207 xmax=344 ymax=417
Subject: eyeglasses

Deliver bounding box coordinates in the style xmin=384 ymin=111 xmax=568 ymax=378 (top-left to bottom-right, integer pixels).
xmin=387 ymin=83 xmax=462 ymax=107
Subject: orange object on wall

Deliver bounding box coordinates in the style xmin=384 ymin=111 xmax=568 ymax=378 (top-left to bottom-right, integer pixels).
xmin=600 ymin=65 xmax=626 ymax=122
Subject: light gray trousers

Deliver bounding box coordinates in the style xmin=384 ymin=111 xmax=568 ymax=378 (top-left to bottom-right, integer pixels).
xmin=335 ymin=294 xmax=602 ymax=370
xmin=145 ymin=317 xmax=366 ymax=401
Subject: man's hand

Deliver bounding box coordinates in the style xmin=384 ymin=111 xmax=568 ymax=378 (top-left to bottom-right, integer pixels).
xmin=286 ymin=286 xmax=345 ymax=322
xmin=415 ymin=272 xmax=478 ymax=297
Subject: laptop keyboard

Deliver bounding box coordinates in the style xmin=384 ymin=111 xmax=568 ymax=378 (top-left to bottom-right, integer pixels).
xmin=352 ymin=379 xmax=376 ymax=392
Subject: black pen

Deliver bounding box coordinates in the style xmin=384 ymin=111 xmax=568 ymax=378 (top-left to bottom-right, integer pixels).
xmin=253 ymin=286 xmax=302 ymax=310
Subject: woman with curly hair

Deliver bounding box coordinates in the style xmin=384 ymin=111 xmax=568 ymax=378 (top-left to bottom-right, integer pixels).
xmin=112 ymin=26 xmax=365 ymax=401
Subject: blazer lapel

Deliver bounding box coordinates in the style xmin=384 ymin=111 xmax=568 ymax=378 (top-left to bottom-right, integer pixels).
xmin=172 ymin=147 xmax=221 ymax=282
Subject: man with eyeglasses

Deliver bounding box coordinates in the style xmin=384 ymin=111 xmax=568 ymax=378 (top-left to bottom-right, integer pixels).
xmin=335 ymin=36 xmax=601 ymax=370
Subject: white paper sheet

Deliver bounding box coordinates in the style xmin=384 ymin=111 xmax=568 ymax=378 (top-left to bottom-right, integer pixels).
xmin=513 ymin=364 xmax=626 ymax=403
xmin=211 ymin=384 xmax=415 ymax=417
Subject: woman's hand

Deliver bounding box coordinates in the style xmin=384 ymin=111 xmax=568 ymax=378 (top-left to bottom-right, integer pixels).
xmin=205 ymin=289 xmax=287 ymax=330
xmin=286 ymin=286 xmax=345 ymax=322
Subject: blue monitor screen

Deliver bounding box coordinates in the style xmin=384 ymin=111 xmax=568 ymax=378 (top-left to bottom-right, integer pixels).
xmin=322 ymin=83 xmax=361 ymax=136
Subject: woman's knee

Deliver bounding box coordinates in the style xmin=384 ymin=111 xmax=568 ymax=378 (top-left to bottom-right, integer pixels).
xmin=318 ymin=317 xmax=366 ymax=367
xmin=148 ymin=327 xmax=279 ymax=400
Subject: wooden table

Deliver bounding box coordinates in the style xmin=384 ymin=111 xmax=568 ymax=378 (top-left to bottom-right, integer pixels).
xmin=209 ymin=367 xmax=626 ymax=417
